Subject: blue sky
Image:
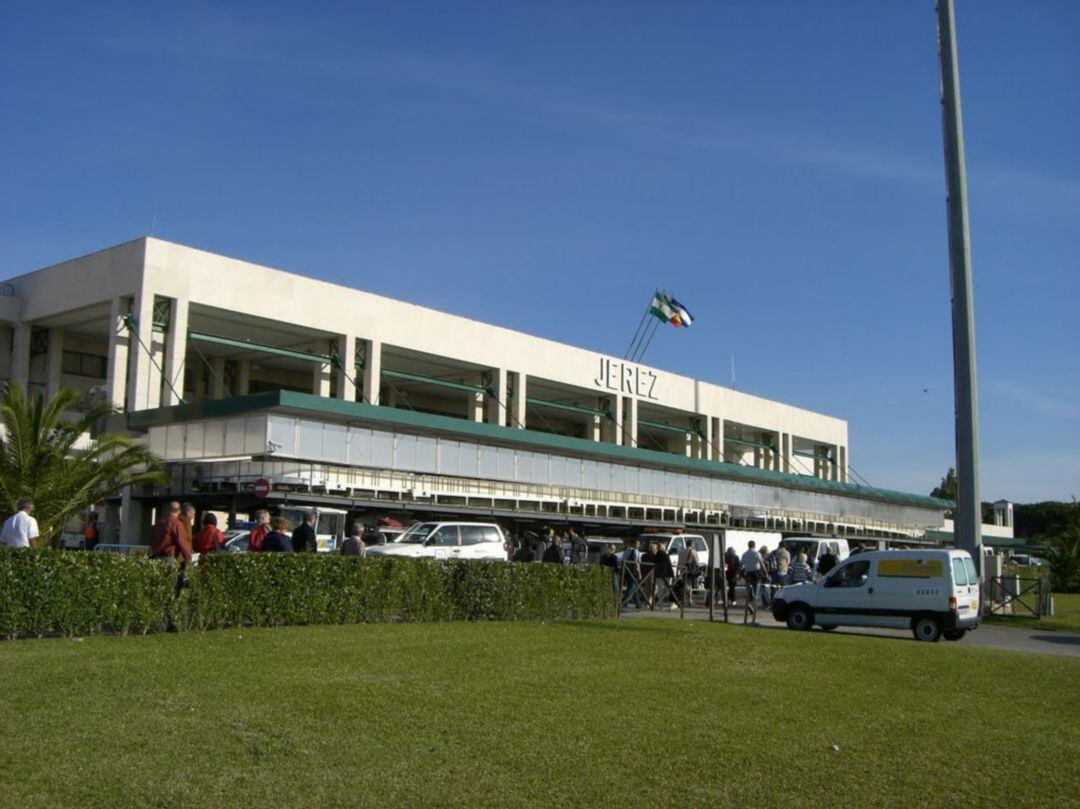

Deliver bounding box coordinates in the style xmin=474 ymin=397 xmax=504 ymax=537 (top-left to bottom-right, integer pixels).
xmin=2 ymin=1 xmax=1077 ymax=503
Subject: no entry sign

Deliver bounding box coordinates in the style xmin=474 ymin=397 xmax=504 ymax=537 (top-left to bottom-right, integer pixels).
xmin=252 ymin=477 xmax=272 ymax=498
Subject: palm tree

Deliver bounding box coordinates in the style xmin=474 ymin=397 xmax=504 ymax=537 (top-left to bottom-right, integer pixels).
xmin=0 ymin=382 xmax=167 ymax=546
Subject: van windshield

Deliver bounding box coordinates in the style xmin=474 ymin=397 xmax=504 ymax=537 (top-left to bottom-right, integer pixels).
xmin=785 ymin=540 xmax=819 ymax=559
xmin=397 ymin=523 xmax=438 ymax=544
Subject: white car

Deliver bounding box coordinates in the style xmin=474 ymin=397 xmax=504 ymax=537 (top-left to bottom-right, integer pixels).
xmin=365 ymin=521 xmax=508 ymax=562
xmin=771 ymin=549 xmax=981 ymax=642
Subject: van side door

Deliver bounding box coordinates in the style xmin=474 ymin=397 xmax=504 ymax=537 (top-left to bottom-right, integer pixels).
xmin=816 ymin=559 xmax=873 ymax=626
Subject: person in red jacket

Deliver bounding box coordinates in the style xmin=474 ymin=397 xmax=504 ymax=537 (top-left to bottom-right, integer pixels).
xmin=150 ymin=501 xmax=192 ymax=563
xmin=248 ymin=509 xmax=270 ymax=551
xmin=193 ymin=512 xmax=225 ymax=556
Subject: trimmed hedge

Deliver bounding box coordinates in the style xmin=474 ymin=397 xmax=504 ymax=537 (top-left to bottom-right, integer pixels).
xmin=0 ymin=549 xmax=616 ymax=639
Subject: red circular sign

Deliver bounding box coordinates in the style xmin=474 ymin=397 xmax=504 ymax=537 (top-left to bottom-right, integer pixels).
xmin=252 ymin=478 xmax=272 ymax=498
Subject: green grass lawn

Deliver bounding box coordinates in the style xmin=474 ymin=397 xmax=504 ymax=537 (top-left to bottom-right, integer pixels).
xmin=2 ymin=620 xmax=1078 ymax=808
xmin=984 ymin=592 xmax=1080 ymax=633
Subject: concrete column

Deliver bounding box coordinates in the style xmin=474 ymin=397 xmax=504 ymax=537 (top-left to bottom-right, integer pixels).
xmin=210 ymin=357 xmax=227 ymax=399
xmin=610 ymin=396 xmax=623 ymax=446
xmin=362 ymin=339 xmax=381 ymax=405
xmin=126 ymin=290 xmax=158 ymax=412
xmin=106 ymin=298 xmax=130 ymax=409
xmin=838 ymin=446 xmax=847 ymax=483
xmin=701 ymin=416 xmax=713 ymax=460
xmin=337 ymin=334 xmax=356 ymax=402
xmin=623 ymin=397 xmax=638 ymax=448
xmin=780 ymin=433 xmax=791 ymax=473
xmin=487 ymin=367 xmax=507 ymax=426
xmin=469 ymin=372 xmax=484 ymax=422
xmin=162 ymin=298 xmax=188 ymax=407
xmin=710 ymin=417 xmax=721 ymax=461
xmin=45 ymin=328 xmax=64 ymax=400
xmin=312 ymin=342 xmax=332 ymax=397
xmin=11 ymin=323 xmax=31 ymax=388
xmin=512 ymin=371 xmax=527 ymax=428
xmin=589 ymin=414 xmax=601 ymax=442
xmin=237 ymin=361 xmax=251 ymax=396
xmin=684 ymin=430 xmax=693 ymax=458
xmin=831 ymin=446 xmax=840 ymax=481
xmin=119 ymin=489 xmax=150 ymax=545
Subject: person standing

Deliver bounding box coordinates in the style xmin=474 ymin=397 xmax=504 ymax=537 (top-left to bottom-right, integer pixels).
xmin=789 ymin=552 xmax=813 ymax=584
xmin=818 ymin=545 xmax=839 ymax=577
xmin=542 ymin=534 xmax=563 ymax=564
xmin=1 ymin=499 xmax=40 ymax=549
xmin=260 ymin=517 xmax=294 ymax=552
xmin=247 ymin=509 xmax=271 ymax=552
xmin=654 ymin=542 xmax=675 ymax=608
xmin=292 ymin=511 xmax=318 ymax=553
xmin=622 ymin=539 xmax=645 ymax=609
xmin=179 ymin=502 xmax=196 ymax=551
xmin=340 ymin=522 xmax=367 ymax=557
xmin=740 ymin=540 xmax=768 ymax=607
xmin=193 ymin=512 xmax=225 ymax=556
xmin=677 ymin=539 xmax=701 ymax=607
xmin=724 ymin=547 xmax=740 ymax=606
xmin=150 ymin=501 xmax=192 ymax=563
xmin=83 ymin=511 xmax=101 ymax=550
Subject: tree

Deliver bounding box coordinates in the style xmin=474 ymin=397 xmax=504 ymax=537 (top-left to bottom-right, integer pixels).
xmin=1041 ymin=501 xmax=1080 ymax=593
xmin=930 ymin=468 xmax=958 ymax=502
xmin=0 ymin=382 xmax=167 ymax=546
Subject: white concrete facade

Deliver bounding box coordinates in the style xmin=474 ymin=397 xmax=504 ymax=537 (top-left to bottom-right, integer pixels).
xmin=0 ymin=238 xmax=849 ymax=483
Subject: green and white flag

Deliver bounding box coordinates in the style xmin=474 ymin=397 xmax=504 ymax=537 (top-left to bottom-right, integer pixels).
xmin=649 ymin=292 xmax=676 ymax=323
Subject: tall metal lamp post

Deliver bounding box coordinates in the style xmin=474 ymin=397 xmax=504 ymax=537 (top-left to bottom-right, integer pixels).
xmin=936 ymin=0 xmax=983 ymax=575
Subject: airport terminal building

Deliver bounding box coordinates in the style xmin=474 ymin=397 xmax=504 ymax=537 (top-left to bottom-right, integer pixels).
xmin=0 ymin=238 xmax=948 ymax=544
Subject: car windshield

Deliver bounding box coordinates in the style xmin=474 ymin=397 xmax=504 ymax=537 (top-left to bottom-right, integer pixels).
xmin=396 ymin=523 xmax=438 ymax=544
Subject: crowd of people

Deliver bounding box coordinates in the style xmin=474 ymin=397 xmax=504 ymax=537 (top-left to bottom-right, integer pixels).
xmin=148 ymin=502 xmax=371 ymax=562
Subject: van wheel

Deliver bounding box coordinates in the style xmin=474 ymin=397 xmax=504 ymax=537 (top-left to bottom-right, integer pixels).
xmin=819 ymin=624 xmax=837 ymax=631
xmin=786 ymin=605 xmax=812 ymax=631
xmin=943 ymin=629 xmax=966 ymax=641
xmin=913 ymin=616 xmax=941 ymax=643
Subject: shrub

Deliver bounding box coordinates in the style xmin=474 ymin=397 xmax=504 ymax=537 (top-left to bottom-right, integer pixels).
xmin=0 ymin=549 xmax=615 ymax=639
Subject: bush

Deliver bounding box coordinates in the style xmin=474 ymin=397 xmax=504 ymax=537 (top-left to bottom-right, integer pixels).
xmin=0 ymin=549 xmax=615 ymax=639
xmin=0 ymin=549 xmax=174 ymax=639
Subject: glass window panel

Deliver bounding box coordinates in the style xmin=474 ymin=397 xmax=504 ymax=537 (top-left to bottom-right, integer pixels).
xmin=297 ymin=419 xmax=323 ymax=459
xmin=478 ymin=445 xmax=496 ymax=478
xmin=165 ymin=424 xmax=185 ymax=459
xmin=415 ymin=436 xmax=437 ymax=473
xmin=203 ymin=420 xmax=225 ymax=457
xmin=348 ymin=427 xmax=371 ymax=465
xmin=372 ymin=430 xmax=395 ymax=466
xmin=496 ymin=447 xmax=515 ymax=481
xmin=268 ymin=416 xmax=296 ymax=457
xmin=581 ymin=460 xmax=598 ymax=490
xmin=224 ymin=417 xmax=246 ymax=455
xmin=183 ymin=422 xmax=205 ymax=459
xmin=395 ymin=433 xmax=418 ymax=470
xmin=323 ymin=423 xmax=347 ymax=463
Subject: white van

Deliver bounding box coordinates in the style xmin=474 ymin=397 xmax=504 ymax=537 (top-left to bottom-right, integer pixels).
xmin=365 ymin=521 xmax=508 ymax=562
xmin=770 ymin=549 xmax=980 ymax=642
xmin=782 ymin=536 xmax=850 ymax=568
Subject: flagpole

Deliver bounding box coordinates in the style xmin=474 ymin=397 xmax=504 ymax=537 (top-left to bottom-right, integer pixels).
xmin=633 ymin=313 xmax=662 ymax=363
xmin=625 ymin=289 xmax=658 ymax=360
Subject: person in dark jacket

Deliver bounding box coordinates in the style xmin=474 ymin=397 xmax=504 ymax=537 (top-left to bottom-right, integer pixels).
xmin=654 ymin=542 xmax=675 ymax=607
xmin=260 ymin=517 xmax=294 ymax=553
xmin=542 ymin=535 xmax=563 ymax=564
xmin=818 ymin=547 xmax=839 ymax=577
xmin=291 ymin=511 xmax=317 ymax=553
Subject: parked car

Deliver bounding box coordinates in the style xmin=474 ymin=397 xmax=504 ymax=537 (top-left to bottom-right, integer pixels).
xmin=365 ymin=522 xmax=508 ymax=562
xmin=771 ymin=549 xmax=981 ymax=642
xmin=1007 ymin=554 xmax=1048 ymax=567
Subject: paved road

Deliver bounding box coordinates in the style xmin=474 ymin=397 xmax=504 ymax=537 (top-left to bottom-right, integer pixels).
xmin=621 ymin=605 xmax=1080 ymax=658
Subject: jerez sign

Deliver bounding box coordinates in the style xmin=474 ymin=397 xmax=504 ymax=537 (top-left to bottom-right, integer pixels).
xmin=593 ymin=358 xmax=659 ymax=401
